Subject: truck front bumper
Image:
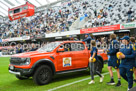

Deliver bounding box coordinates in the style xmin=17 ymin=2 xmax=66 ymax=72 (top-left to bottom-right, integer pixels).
xmin=9 ymin=66 xmax=33 ymax=76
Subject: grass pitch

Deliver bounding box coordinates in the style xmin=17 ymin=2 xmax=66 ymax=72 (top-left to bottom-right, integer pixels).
xmin=0 ymin=57 xmax=136 ymax=91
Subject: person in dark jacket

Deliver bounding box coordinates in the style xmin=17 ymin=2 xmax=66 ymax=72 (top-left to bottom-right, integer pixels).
xmin=82 ymin=33 xmax=92 ymax=50
xmin=30 ymin=43 xmax=37 ymax=51
xmin=107 ymin=34 xmax=121 ymax=87
xmin=119 ymin=36 xmax=135 ymax=91
xmin=127 ymin=8 xmax=133 ymax=22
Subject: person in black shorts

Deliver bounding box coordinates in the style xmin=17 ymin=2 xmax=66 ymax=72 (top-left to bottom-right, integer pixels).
xmin=106 ymin=34 xmax=121 ymax=87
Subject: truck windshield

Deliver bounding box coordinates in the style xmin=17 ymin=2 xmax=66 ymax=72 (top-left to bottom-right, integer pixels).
xmin=37 ymin=42 xmax=62 ymax=52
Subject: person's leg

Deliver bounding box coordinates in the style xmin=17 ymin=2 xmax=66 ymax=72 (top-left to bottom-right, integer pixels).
xmin=88 ymin=62 xmax=95 ymax=84
xmin=115 ymin=68 xmax=121 ymax=87
xmin=89 ymin=62 xmax=94 ymax=80
xmin=95 ymin=61 xmax=102 ymax=77
xmin=107 ymin=66 xmax=115 ymax=85
xmin=134 ymin=59 xmax=136 ymax=82
xmin=107 ymin=61 xmax=115 ymax=85
xmin=134 ymin=68 xmax=136 ymax=82
xmin=126 ymin=68 xmax=133 ymax=89
xmin=119 ymin=67 xmax=128 ymax=82
xmin=108 ymin=66 xmax=113 ymax=78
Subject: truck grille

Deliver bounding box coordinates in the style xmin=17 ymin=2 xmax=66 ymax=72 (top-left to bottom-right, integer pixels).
xmin=10 ymin=57 xmax=22 ymax=65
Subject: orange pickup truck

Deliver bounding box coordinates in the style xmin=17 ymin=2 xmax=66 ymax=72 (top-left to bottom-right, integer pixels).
xmin=9 ymin=41 xmax=108 ymax=85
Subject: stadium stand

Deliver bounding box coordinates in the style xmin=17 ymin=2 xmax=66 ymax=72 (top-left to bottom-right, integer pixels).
xmin=0 ymin=0 xmax=136 ymax=39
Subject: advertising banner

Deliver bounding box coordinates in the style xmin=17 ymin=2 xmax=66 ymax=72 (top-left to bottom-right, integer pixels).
xmin=120 ymin=22 xmax=136 ymax=29
xmin=80 ymin=24 xmax=120 ymax=34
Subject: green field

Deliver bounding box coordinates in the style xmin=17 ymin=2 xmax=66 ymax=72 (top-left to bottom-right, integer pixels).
xmin=0 ymin=57 xmax=136 ymax=91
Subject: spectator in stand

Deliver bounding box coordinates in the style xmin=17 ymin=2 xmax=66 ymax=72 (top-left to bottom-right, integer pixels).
xmin=94 ymin=9 xmax=97 ymax=17
xmin=16 ymin=44 xmax=23 ymax=53
xmin=108 ymin=5 xmax=112 ymax=11
xmin=30 ymin=43 xmax=37 ymax=51
xmin=127 ymin=8 xmax=133 ymax=22
xmin=92 ymin=18 xmax=95 ymax=27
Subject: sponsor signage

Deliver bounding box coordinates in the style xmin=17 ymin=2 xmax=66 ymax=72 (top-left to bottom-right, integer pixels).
xmin=30 ymin=34 xmax=45 ymax=39
xmin=120 ymin=22 xmax=136 ymax=29
xmin=2 ymin=36 xmax=30 ymax=42
xmin=80 ymin=24 xmax=120 ymax=34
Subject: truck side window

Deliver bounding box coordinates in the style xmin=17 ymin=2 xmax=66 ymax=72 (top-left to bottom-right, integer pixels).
xmin=64 ymin=43 xmax=71 ymax=52
xmin=71 ymin=43 xmax=85 ymax=51
xmin=59 ymin=43 xmax=71 ymax=52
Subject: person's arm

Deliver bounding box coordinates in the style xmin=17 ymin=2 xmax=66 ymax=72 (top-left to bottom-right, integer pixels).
xmin=107 ymin=41 xmax=118 ymax=55
xmin=82 ymin=37 xmax=91 ymax=42
xmin=91 ymin=52 xmax=96 ymax=59
xmin=119 ymin=47 xmax=135 ymax=59
xmin=107 ymin=48 xmax=117 ymax=55
xmin=125 ymin=48 xmax=135 ymax=59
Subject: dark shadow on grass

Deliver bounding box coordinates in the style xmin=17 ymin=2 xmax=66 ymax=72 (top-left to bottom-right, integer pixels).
xmin=51 ymin=71 xmax=90 ymax=83
xmin=9 ymin=69 xmax=107 ymax=87
xmin=9 ymin=71 xmax=90 ymax=87
xmin=10 ymin=78 xmax=37 ymax=87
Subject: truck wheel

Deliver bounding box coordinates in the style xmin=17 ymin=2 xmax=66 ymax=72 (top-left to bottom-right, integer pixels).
xmin=33 ymin=65 xmax=52 ymax=85
xmin=16 ymin=75 xmax=29 ymax=80
xmin=96 ymin=60 xmax=103 ymax=73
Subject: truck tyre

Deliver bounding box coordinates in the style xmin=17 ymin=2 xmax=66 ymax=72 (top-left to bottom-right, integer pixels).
xmin=16 ymin=75 xmax=29 ymax=80
xmin=96 ymin=60 xmax=103 ymax=73
xmin=33 ymin=65 xmax=52 ymax=85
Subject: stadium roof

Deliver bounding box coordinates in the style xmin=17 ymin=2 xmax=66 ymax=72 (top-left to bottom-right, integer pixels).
xmin=0 ymin=0 xmax=58 ymax=17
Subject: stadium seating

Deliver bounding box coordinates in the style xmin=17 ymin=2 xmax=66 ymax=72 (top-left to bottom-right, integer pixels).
xmin=0 ymin=0 xmax=136 ymax=39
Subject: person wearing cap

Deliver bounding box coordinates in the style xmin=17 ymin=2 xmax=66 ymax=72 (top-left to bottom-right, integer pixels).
xmin=130 ymin=37 xmax=136 ymax=83
xmin=106 ymin=34 xmax=121 ymax=87
xmin=119 ymin=36 xmax=135 ymax=91
xmin=82 ymin=33 xmax=92 ymax=50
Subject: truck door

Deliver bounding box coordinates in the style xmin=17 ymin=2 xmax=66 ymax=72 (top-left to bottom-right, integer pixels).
xmin=71 ymin=42 xmax=89 ymax=68
xmin=56 ymin=43 xmax=75 ymax=71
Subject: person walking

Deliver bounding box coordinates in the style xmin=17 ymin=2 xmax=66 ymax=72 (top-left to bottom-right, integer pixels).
xmin=88 ymin=40 xmax=104 ymax=84
xmin=106 ymin=34 xmax=121 ymax=87
xmin=119 ymin=36 xmax=135 ymax=91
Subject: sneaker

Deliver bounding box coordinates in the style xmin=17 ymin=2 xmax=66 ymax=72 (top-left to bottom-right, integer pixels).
xmin=88 ymin=80 xmax=95 ymax=84
xmin=115 ymin=82 xmax=121 ymax=87
xmin=107 ymin=80 xmax=115 ymax=85
xmin=127 ymin=88 xmax=130 ymax=91
xmin=100 ymin=75 xmax=104 ymax=83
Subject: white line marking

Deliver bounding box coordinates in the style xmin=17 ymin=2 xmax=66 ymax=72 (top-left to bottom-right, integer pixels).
xmin=47 ymin=71 xmax=116 ymax=91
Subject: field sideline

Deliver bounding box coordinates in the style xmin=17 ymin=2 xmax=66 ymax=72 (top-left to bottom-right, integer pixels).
xmin=0 ymin=57 xmax=136 ymax=91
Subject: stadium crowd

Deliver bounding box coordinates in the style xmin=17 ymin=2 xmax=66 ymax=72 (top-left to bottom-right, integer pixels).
xmin=0 ymin=0 xmax=136 ymax=39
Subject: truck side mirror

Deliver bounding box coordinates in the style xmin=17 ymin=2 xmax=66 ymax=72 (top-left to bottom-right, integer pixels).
xmin=57 ymin=48 xmax=64 ymax=52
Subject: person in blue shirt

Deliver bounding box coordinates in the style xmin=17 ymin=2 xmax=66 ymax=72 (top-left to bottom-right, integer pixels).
xmin=106 ymin=34 xmax=121 ymax=87
xmin=119 ymin=36 xmax=135 ymax=91
xmin=16 ymin=44 xmax=23 ymax=53
xmin=82 ymin=33 xmax=92 ymax=50
xmin=130 ymin=37 xmax=136 ymax=83
xmin=88 ymin=40 xmax=104 ymax=84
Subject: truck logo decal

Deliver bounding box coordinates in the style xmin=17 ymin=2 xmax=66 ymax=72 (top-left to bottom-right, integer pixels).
xmin=63 ymin=57 xmax=72 ymax=67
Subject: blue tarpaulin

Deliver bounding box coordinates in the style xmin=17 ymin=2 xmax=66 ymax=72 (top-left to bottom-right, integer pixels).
xmin=80 ymin=13 xmax=88 ymax=21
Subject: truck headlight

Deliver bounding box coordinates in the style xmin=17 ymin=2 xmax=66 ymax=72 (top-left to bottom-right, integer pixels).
xmin=20 ymin=58 xmax=31 ymax=65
